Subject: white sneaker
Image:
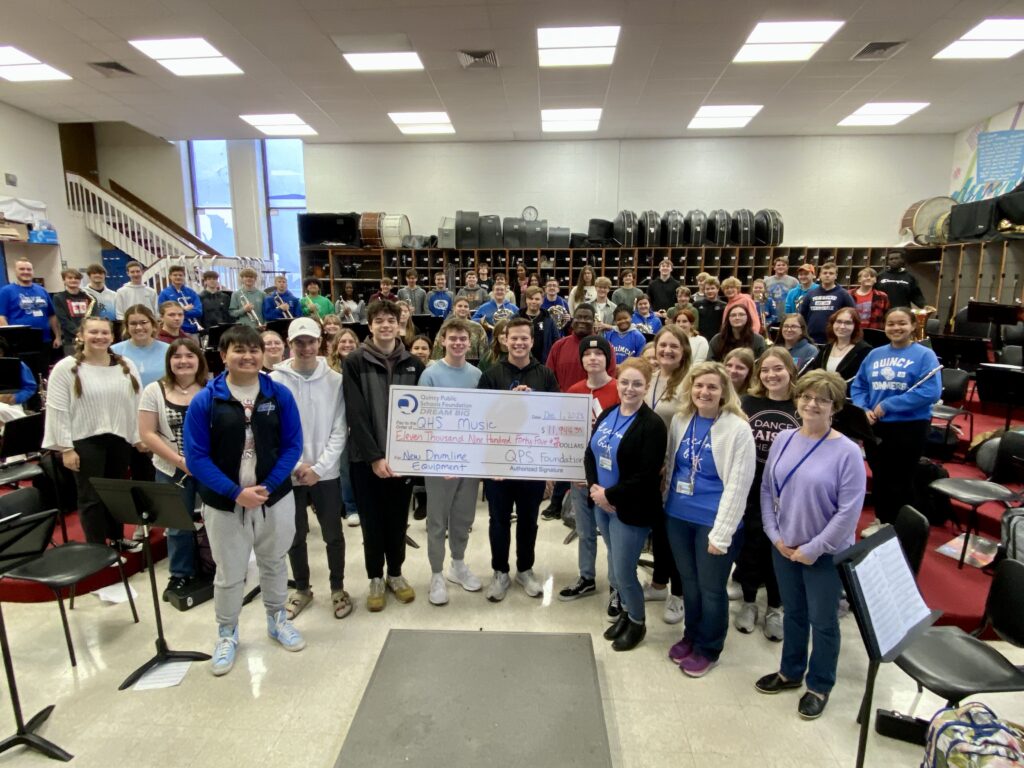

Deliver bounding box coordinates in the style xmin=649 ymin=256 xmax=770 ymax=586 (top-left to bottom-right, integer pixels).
xmin=515 ymin=569 xmax=543 ymax=598
xmin=735 ymin=601 xmax=758 ymax=634
xmin=131 ymin=525 xmax=147 ymax=542
xmin=346 ymin=513 xmax=361 ymax=527
xmin=763 ymin=608 xmax=784 ymax=642
xmin=860 ymin=519 xmax=884 ymax=538
xmin=663 ymin=594 xmax=684 ymax=625
xmin=447 ymin=560 xmax=482 ymax=592
xmin=428 ymin=573 xmax=449 ymax=606
xmin=727 ymin=580 xmax=743 ymax=601
xmin=486 ymin=571 xmax=510 ymax=602
xmin=642 ymin=581 xmax=668 ymax=602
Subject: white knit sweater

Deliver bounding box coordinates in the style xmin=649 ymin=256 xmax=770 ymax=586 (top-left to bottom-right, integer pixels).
xmin=43 ymin=355 xmax=142 ymax=450
xmin=663 ymin=409 xmax=756 ymax=551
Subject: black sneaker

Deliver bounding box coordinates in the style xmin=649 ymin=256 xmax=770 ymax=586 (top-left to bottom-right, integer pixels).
xmin=798 ymin=691 xmax=829 ymax=720
xmin=413 ymin=494 xmax=427 ymax=521
xmin=163 ymin=576 xmax=189 ymax=602
xmin=540 ymin=502 xmax=562 ymax=521
xmin=606 ymin=589 xmax=621 ymax=621
xmin=754 ymin=672 xmax=803 ymax=695
xmin=558 ymin=577 xmax=597 ymax=602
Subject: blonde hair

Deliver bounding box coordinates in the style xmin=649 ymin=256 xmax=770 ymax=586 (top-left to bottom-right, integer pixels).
xmin=72 ymin=317 xmax=140 ymax=398
xmin=720 ymin=276 xmax=742 ymax=291
xmin=723 ymin=347 xmax=756 ymax=396
xmin=794 ymin=370 xmax=847 ymax=414
xmin=747 ymin=347 xmax=798 ymax=399
xmin=327 ymin=328 xmax=359 ymax=372
xmin=677 ymin=361 xmax=744 ymax=419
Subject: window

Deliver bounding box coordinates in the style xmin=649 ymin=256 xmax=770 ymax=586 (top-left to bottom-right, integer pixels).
xmin=189 ymin=139 xmax=236 ymax=257
xmin=263 ymin=139 xmax=306 ymax=293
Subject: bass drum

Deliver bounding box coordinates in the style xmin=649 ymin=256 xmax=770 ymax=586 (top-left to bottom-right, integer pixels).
xmin=613 ymin=210 xmax=638 ymax=247
xmin=730 ymin=209 xmax=754 ymax=246
xmin=479 ymin=215 xmax=503 ymax=248
xmin=380 ymin=214 xmax=411 ymax=248
xmin=706 ymin=209 xmax=730 ymax=247
xmin=524 ymin=220 xmax=549 ymax=248
xmin=754 ymin=209 xmax=784 ymax=246
xmin=358 ymin=212 xmax=384 ymax=247
xmin=455 ymin=210 xmax=480 ymax=249
xmin=683 ymin=210 xmax=707 ymax=246
xmin=638 ymin=210 xmax=660 ymax=246
xmin=438 ymin=216 xmax=456 ymax=248
xmin=502 ymin=217 xmax=525 ymax=248
xmin=899 ymin=197 xmax=957 ymax=245
xmin=661 ymin=209 xmax=684 ymax=246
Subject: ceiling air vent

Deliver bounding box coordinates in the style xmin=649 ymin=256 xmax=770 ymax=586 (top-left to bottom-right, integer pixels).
xmin=457 ymin=50 xmax=498 ymax=69
xmin=88 ymin=61 xmax=138 ymax=77
xmin=851 ymin=41 xmax=906 ymax=61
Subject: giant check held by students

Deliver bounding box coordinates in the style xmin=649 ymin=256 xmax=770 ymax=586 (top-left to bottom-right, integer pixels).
xmin=385 ymin=386 xmax=591 ymax=481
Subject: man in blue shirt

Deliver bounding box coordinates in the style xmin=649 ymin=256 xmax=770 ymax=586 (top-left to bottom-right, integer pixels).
xmin=784 ymin=264 xmax=819 ymax=314
xmin=541 ymin=278 xmax=569 ymax=314
xmin=472 ymin=282 xmax=518 ymax=334
xmin=157 ymin=265 xmax=203 ymax=333
xmin=262 ymin=275 xmax=300 ymax=322
xmin=798 ymin=262 xmax=856 ymax=343
xmin=425 ymin=272 xmax=453 ymax=318
xmin=0 ymin=259 xmax=60 ymax=348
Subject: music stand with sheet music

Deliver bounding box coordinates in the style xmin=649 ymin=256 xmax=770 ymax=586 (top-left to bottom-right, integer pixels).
xmin=927 ymin=334 xmax=989 ymax=373
xmin=835 ymin=527 xmax=942 ymax=768
xmin=91 ymin=479 xmax=210 ymax=690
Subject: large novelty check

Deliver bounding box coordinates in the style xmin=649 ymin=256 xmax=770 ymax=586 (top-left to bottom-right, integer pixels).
xmin=385 ymin=386 xmax=591 ymax=481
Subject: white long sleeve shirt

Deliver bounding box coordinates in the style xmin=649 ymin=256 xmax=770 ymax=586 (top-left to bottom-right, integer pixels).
xmin=270 ymin=357 xmax=346 ymax=481
xmin=43 ymin=355 xmax=142 ymax=450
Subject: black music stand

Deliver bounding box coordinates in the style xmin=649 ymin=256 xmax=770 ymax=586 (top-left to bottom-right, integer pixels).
xmin=967 ymin=300 xmax=1022 ymax=346
xmin=265 ymin=318 xmax=292 ymax=340
xmin=0 ymin=358 xmax=24 ymax=394
xmin=976 ymin=363 xmax=1024 ymax=430
xmin=203 ymin=323 xmax=234 ymax=351
xmin=0 ymin=509 xmax=72 ymax=761
xmin=928 ymin=334 xmax=989 ymax=372
xmin=343 ymin=322 xmax=370 ymax=342
xmin=91 ymin=479 xmax=210 ymax=690
xmin=0 ymin=326 xmax=46 ymax=382
xmin=836 ymin=527 xmax=941 ymax=768
xmin=862 ymin=328 xmax=888 ymax=349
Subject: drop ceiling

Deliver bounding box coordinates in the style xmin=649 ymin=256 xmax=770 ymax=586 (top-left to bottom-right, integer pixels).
xmin=0 ymin=0 xmax=1023 ymax=142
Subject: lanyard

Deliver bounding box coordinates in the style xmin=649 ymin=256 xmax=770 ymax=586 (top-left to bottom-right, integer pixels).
xmin=771 ymin=430 xmax=829 ymax=509
xmin=684 ymin=415 xmax=715 ymax=485
xmin=603 ymin=408 xmax=636 ymax=455
xmin=650 ymin=371 xmax=665 ymax=406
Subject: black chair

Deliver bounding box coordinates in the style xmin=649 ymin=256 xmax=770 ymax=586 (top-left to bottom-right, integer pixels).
xmin=0 ymin=413 xmax=44 ymax=488
xmin=894 ymin=558 xmax=1024 ymax=707
xmin=1001 ymin=344 xmax=1022 ymax=366
xmin=929 ymin=431 xmax=1024 ymax=569
xmin=931 ymin=368 xmax=974 ymax=447
xmin=0 ymin=488 xmax=138 ymax=668
xmin=893 ymin=505 xmax=930 ymax=577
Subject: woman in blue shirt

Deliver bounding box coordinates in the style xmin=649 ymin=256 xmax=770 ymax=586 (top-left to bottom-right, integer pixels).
xmin=778 ymin=314 xmax=818 ymax=374
xmin=663 ymin=361 xmax=756 ymax=677
xmin=585 ymin=358 xmax=668 ymax=651
xmin=851 ymin=307 xmax=941 ymax=535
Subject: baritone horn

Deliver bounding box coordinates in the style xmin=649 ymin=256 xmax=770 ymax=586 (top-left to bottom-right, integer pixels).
xmin=911 ymin=306 xmax=937 ymax=341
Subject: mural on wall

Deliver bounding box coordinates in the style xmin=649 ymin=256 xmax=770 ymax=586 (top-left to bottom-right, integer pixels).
xmin=951 ymin=102 xmax=1024 ymax=201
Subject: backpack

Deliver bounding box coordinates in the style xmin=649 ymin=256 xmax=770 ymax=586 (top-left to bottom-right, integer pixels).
xmin=913 ymin=458 xmax=954 ymax=527
xmin=923 ymin=702 xmax=1024 ymax=768
xmin=1001 ymin=508 xmax=1024 ymax=564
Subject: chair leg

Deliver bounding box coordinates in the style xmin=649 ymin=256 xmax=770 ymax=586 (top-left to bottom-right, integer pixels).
xmin=114 ymin=557 xmax=139 ymax=624
xmin=957 ymin=506 xmax=979 ymax=570
xmin=52 ymin=589 xmax=77 ymax=668
xmin=68 ymin=584 xmax=75 ymax=611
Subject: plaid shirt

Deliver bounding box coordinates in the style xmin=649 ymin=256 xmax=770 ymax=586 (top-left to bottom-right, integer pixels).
xmin=848 ymin=288 xmax=889 ymax=329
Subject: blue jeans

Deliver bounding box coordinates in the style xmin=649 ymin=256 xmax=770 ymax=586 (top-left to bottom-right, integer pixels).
xmin=772 ymin=550 xmax=843 ymax=694
xmin=339 ymin=445 xmax=358 ymax=517
xmin=571 ymin=484 xmax=599 ymax=580
xmin=595 ymin=506 xmax=649 ymax=623
xmin=666 ymin=516 xmax=742 ymax=661
xmin=155 ymin=469 xmax=199 ymax=579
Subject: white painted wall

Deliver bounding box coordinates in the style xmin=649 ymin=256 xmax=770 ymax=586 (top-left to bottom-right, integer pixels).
xmin=305 ymin=134 xmax=953 ymax=247
xmin=95 ymin=122 xmax=191 ymax=229
xmin=0 ymin=99 xmax=98 ymax=280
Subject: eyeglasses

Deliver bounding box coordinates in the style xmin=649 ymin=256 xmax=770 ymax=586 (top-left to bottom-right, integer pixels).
xmin=781 ymin=325 xmax=802 ymax=331
xmin=798 ymin=393 xmax=833 ymax=406
xmin=832 ymin=319 xmax=854 ymax=326
xmin=128 ymin=320 xmax=152 ymax=327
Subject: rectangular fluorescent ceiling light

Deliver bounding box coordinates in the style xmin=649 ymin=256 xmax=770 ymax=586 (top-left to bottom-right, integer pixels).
xmin=734 ymin=20 xmax=843 ymax=62
xmin=542 ymin=107 xmax=601 ymax=132
xmin=838 ymin=101 xmax=929 ymax=126
xmin=256 ymin=124 xmax=317 ymax=136
xmin=935 ymin=18 xmax=1024 ymax=58
xmin=343 ymin=52 xmax=423 ymax=71
xmin=0 ymin=47 xmax=71 ymax=81
xmin=388 ymin=111 xmax=454 ymax=134
xmin=537 ymin=25 xmax=619 ymax=68
xmin=240 ymin=114 xmax=316 ymax=136
xmin=688 ymin=104 xmax=762 ymax=129
xmin=129 ymin=37 xmax=242 ymax=76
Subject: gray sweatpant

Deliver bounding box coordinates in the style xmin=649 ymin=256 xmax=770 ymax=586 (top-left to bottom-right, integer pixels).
xmin=203 ymin=493 xmax=296 ymax=629
xmin=424 ymin=476 xmax=479 ymax=573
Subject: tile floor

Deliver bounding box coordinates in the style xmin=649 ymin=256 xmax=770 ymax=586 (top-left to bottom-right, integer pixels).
xmin=4 ymin=502 xmax=1023 ymax=768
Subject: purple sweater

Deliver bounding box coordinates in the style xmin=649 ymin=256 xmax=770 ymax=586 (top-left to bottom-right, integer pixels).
xmin=760 ymin=429 xmax=866 ymax=563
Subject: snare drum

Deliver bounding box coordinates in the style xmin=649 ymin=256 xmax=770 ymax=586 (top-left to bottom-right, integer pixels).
xmin=380 ymin=214 xmax=411 ymax=248
xmin=359 ymin=212 xmax=384 ymax=247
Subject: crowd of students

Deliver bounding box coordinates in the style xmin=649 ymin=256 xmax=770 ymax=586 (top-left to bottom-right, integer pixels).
xmin=8 ymin=250 xmax=945 ymax=720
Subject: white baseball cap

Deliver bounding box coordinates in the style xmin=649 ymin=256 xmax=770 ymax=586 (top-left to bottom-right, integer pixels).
xmin=287 ymin=317 xmax=321 ymax=341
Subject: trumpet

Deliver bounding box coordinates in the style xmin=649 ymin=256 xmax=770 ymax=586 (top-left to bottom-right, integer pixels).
xmin=302 ymin=296 xmax=323 ymax=326
xmin=176 ymin=294 xmax=203 ymax=332
xmin=274 ymin=292 xmax=293 ymax=319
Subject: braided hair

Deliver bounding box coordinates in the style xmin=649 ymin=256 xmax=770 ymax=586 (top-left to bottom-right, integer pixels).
xmin=71 ymin=317 xmax=140 ymax=397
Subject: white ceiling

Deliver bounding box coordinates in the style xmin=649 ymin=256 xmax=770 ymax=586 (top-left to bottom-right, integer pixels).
xmin=1 ymin=0 xmax=1023 ymax=142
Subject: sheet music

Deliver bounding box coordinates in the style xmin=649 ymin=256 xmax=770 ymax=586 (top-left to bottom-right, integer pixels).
xmin=853 ymin=537 xmax=931 ymax=657
xmin=132 ymin=661 xmax=191 ymax=691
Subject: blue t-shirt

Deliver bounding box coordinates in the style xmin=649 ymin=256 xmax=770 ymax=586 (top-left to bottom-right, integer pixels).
xmin=426 ymin=290 xmax=453 ymax=318
xmin=111 ymin=339 xmax=170 ymax=388
xmin=665 ymin=415 xmax=725 ymax=526
xmin=604 ymin=328 xmax=646 ymax=364
xmin=158 ymin=285 xmax=204 ymax=332
xmin=590 ymin=406 xmax=636 ymax=507
xmin=419 ymin=359 xmax=481 ymax=389
xmin=0 ymin=283 xmax=55 ymax=340
xmin=631 ymin=312 xmax=662 ymax=333
xmin=799 ymin=286 xmax=856 ymax=343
